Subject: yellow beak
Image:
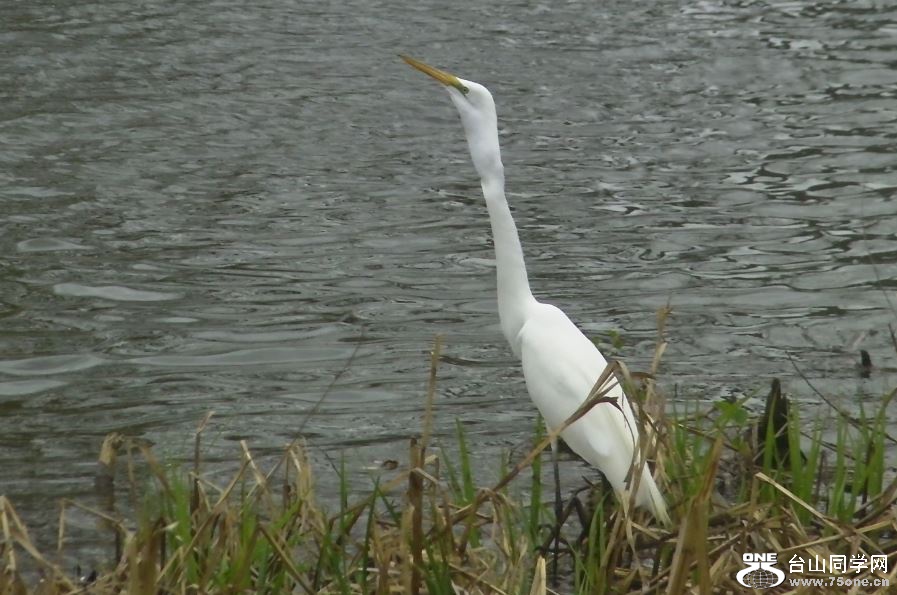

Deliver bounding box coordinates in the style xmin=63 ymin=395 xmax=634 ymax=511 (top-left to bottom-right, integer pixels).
xmin=401 ymin=55 xmax=467 ymax=93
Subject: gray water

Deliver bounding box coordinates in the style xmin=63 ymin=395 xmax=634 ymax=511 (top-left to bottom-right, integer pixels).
xmin=2 ymin=0 xmax=897 ymax=563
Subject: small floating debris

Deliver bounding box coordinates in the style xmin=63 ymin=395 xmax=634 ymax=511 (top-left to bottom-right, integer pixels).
xmin=858 ymin=349 xmax=872 ymax=379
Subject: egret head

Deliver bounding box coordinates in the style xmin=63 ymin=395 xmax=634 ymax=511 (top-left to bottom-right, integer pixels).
xmin=402 ymin=55 xmax=502 ymax=178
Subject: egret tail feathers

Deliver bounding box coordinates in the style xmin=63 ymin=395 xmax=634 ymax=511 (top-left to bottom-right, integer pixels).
xmin=637 ymin=469 xmax=671 ymax=527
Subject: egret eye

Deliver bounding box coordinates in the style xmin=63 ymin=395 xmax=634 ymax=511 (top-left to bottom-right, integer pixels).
xmin=461 ymin=85 xmax=470 ymax=95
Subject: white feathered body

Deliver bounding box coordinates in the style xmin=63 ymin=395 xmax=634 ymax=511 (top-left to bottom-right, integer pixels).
xmin=517 ymin=301 xmax=668 ymax=523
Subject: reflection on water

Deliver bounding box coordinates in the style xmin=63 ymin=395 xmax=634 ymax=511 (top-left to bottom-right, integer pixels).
xmin=1 ymin=0 xmax=896 ymax=562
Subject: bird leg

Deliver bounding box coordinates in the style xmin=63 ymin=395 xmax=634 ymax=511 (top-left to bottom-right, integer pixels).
xmin=567 ymin=475 xmax=615 ymax=558
xmin=540 ymin=495 xmax=589 ymax=550
xmin=551 ymin=436 xmax=562 ymax=584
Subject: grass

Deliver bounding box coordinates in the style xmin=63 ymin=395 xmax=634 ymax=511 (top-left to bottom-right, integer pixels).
xmin=3 ymin=316 xmax=897 ymax=593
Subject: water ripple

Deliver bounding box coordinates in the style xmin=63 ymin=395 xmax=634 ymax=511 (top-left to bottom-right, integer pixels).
xmin=0 ymin=354 xmax=106 ymax=376
xmin=53 ymin=283 xmax=181 ymax=302
xmin=16 ymin=238 xmax=92 ymax=252
xmin=131 ymin=346 xmax=356 ymax=368
xmin=0 ymin=379 xmax=67 ymax=397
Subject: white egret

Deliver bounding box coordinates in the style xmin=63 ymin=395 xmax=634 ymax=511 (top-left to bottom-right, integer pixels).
xmin=402 ymin=55 xmax=670 ymax=525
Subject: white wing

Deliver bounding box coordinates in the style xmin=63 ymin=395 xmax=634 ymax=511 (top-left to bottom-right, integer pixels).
xmin=518 ymin=302 xmax=669 ymax=523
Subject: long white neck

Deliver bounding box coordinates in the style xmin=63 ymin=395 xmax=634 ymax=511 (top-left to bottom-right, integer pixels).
xmin=479 ymin=168 xmax=536 ymax=357
xmin=453 ymin=86 xmax=536 ymax=357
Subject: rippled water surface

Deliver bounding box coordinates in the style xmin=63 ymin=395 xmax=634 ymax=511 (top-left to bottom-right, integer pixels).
xmin=2 ymin=0 xmax=897 ymax=560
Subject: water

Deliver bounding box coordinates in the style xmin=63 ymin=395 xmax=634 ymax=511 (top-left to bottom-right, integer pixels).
xmin=2 ymin=0 xmax=896 ymax=564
